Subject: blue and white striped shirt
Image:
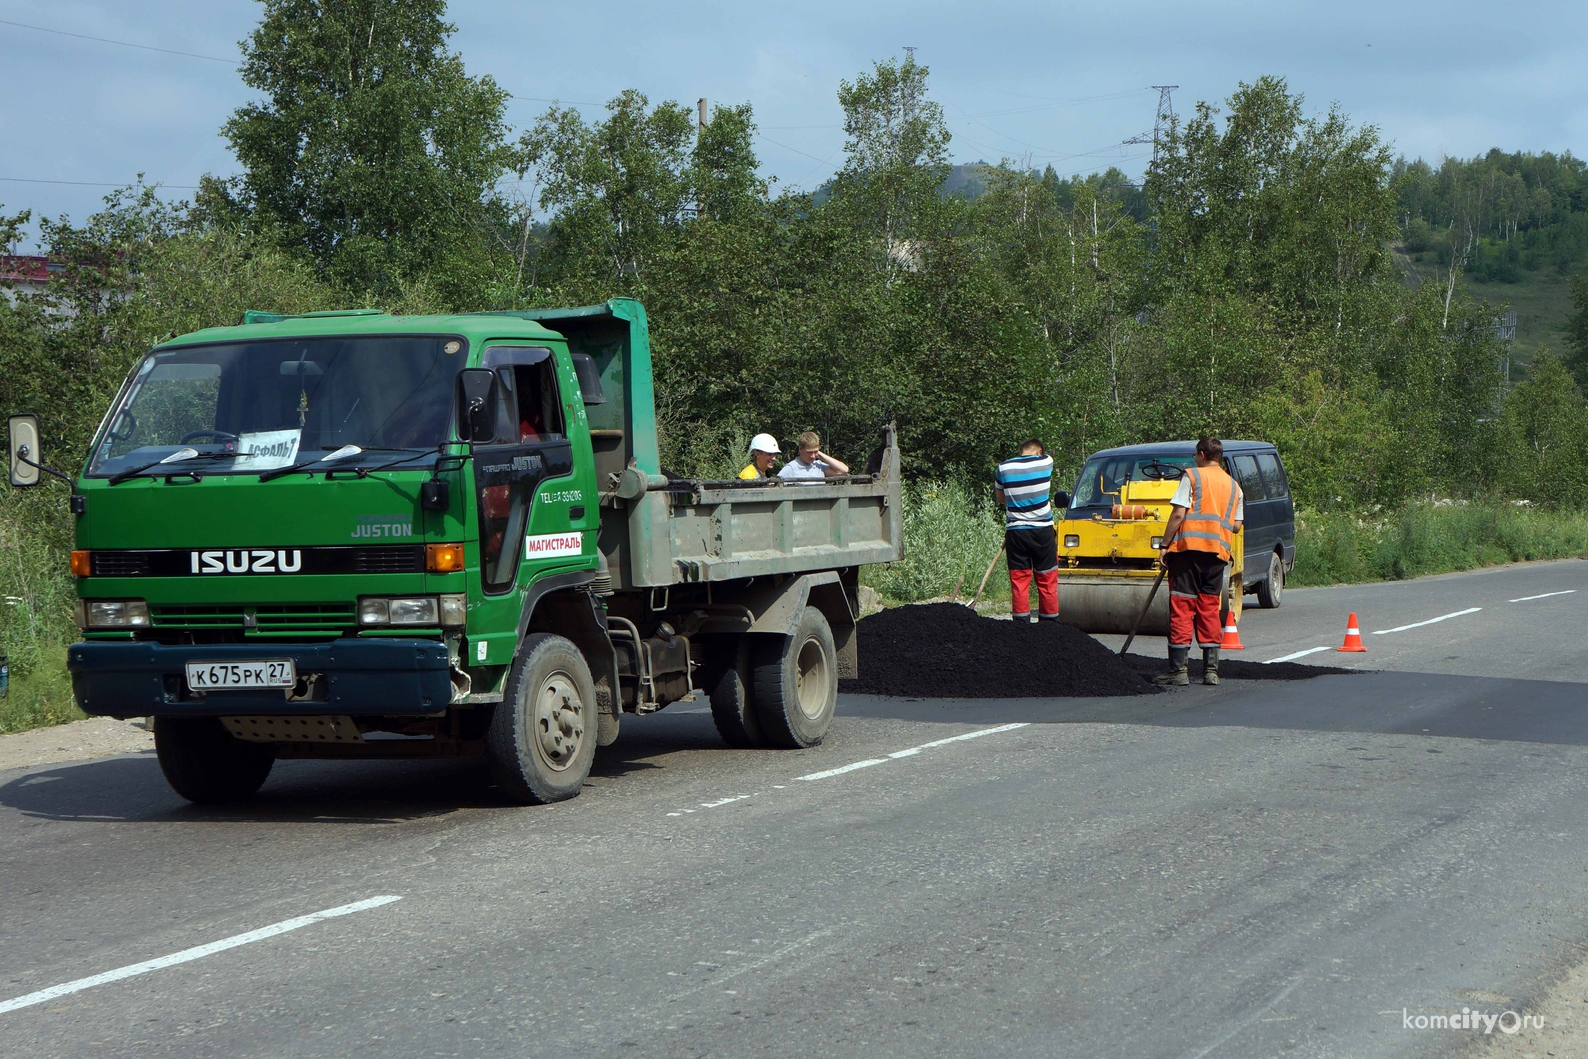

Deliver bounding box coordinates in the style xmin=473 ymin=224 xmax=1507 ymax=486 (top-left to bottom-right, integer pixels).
xmin=996 ymin=453 xmax=1055 ymax=530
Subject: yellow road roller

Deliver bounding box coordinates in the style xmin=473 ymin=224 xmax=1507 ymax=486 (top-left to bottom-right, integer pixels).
xmin=1053 ymin=443 xmax=1260 ymax=636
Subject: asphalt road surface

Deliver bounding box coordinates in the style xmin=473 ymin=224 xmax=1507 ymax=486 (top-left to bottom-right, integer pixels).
xmin=2 ymin=558 xmax=1586 ymax=1059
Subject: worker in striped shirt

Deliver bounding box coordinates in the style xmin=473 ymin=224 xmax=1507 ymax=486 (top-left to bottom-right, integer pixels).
xmin=994 ymin=438 xmax=1060 ymax=623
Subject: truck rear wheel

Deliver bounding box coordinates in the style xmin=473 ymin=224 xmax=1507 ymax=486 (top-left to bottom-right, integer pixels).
xmin=154 ymin=717 xmax=274 ymax=804
xmin=753 ymin=607 xmax=837 ymax=749
xmin=487 ymin=633 xmax=597 ymax=804
xmin=709 ymin=636 xmax=765 ymax=748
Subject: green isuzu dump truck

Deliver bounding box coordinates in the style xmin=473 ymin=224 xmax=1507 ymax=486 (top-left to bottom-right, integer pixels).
xmin=6 ymin=299 xmax=901 ymax=804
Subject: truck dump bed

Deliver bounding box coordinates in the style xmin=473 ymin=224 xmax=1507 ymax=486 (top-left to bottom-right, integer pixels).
xmin=511 ymin=300 xmax=902 ymax=591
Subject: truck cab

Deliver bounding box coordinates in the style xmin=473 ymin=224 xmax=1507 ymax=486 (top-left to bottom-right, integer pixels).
xmin=10 ymin=300 xmax=902 ymax=805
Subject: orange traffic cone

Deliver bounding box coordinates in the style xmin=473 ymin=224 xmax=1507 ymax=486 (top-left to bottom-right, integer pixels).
xmin=1219 ymin=618 xmax=1245 ymax=650
xmin=1337 ymin=613 xmax=1368 ymax=652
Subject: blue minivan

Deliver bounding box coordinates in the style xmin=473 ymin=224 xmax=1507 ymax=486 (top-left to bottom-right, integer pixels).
xmin=1063 ymin=440 xmax=1296 ymax=608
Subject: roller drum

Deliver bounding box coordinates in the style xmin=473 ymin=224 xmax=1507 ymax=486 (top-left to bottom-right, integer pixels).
xmin=1053 ymin=576 xmax=1170 ymax=635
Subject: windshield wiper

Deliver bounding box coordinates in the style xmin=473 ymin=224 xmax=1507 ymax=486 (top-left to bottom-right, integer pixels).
xmin=107 ymin=448 xmax=235 ymax=486
xmin=326 ymin=447 xmax=446 ymax=478
xmin=257 ymin=444 xmax=376 ymax=483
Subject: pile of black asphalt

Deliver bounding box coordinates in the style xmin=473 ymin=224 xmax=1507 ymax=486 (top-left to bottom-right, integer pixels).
xmin=840 ymin=602 xmax=1157 ymax=698
xmin=838 ymin=602 xmax=1356 ymax=698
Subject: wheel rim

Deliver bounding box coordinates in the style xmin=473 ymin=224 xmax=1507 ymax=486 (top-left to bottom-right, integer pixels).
xmin=794 ymin=637 xmax=830 ymax=720
xmin=532 ymin=669 xmax=585 ymax=772
xmin=1270 ymin=554 xmax=1283 ymax=603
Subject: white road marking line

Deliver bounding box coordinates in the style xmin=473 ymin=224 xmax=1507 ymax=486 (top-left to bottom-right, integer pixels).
xmin=0 ymin=895 xmax=402 ymax=1016
xmin=1264 ymin=646 xmax=1331 ymax=664
xmin=667 ymin=723 xmax=1033 ymax=815
xmin=885 ymin=721 xmax=1030 ymax=758
xmin=1509 ymin=589 xmax=1576 ymax=603
xmin=1371 ymin=607 xmax=1481 ymax=635
xmin=797 ymin=759 xmax=888 ymax=781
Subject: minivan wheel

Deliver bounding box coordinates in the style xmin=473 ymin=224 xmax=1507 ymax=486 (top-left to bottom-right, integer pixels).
xmin=1256 ymin=551 xmax=1284 ymax=609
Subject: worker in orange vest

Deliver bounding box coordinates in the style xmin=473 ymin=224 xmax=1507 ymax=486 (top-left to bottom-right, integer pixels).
xmin=1155 ymin=437 xmax=1244 ymax=686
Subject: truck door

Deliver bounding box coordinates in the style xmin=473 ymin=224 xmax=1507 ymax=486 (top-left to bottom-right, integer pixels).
xmin=468 ymin=346 xmax=576 ymax=664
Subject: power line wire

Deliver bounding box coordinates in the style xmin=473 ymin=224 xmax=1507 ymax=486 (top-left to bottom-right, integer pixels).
xmin=0 ymin=176 xmax=198 ymax=189
xmin=0 ymin=17 xmax=237 ymax=63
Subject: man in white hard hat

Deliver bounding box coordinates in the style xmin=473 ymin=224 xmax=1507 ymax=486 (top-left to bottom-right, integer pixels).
xmin=739 ymin=433 xmax=780 ymax=480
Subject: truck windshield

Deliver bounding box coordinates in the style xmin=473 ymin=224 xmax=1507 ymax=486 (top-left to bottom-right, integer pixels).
xmin=87 ymin=336 xmax=466 ymax=477
xmin=1068 ymin=453 xmax=1195 ymax=512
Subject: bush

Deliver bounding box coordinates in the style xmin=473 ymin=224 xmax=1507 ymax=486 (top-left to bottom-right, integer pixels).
xmin=862 ymin=480 xmax=1007 ymax=605
xmin=1290 ymin=501 xmax=1588 ymax=586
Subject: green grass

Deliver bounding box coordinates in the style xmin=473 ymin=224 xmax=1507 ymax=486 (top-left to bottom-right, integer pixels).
xmin=1290 ymin=502 xmax=1588 ymax=586
xmin=1 ymin=645 xmax=82 ymax=734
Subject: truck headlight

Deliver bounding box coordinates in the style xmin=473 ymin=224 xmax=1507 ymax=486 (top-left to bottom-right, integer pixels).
xmin=439 ymin=593 xmax=466 ymax=627
xmin=1063 ymin=535 xmax=1080 ymax=548
xmin=1151 ymin=536 xmax=1164 ymax=549
xmin=358 ymin=596 xmax=440 ymax=626
xmin=76 ymin=599 xmax=151 ymax=629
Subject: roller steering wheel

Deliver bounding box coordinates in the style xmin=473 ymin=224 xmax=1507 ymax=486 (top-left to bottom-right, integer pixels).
xmin=1139 ymin=459 xmax=1183 ymax=481
xmin=179 ymin=429 xmax=240 ymax=446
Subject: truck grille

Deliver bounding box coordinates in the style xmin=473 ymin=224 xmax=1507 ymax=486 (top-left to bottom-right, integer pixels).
xmin=351 ymin=546 xmax=423 ymax=573
xmin=150 ymin=603 xmax=358 ymax=636
xmin=92 ymin=552 xmax=151 ymax=576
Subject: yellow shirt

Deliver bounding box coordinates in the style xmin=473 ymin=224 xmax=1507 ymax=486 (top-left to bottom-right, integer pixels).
xmin=738 ymin=464 xmax=762 ymax=480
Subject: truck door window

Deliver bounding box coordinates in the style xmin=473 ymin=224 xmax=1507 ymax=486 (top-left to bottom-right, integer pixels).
xmin=1230 ymin=455 xmax=1267 ymax=501
xmin=476 ymin=347 xmax=567 ymax=593
xmin=1255 ymin=453 xmax=1289 ymax=498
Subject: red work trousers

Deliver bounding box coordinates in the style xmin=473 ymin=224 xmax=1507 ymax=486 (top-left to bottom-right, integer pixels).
xmin=1009 ymin=568 xmax=1059 ymax=619
xmin=1168 ymin=592 xmax=1221 ymax=647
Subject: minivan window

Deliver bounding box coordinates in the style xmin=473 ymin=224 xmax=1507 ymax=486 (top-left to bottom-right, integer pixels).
xmin=1230 ymin=454 xmax=1266 ymax=501
xmin=1256 ymin=452 xmax=1289 ymax=498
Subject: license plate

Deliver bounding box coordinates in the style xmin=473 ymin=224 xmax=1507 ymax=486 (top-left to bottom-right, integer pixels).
xmin=185 ymin=659 xmax=296 ymax=691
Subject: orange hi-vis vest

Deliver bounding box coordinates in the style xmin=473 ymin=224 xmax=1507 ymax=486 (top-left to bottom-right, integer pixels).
xmin=1166 ymin=464 xmax=1240 ymax=562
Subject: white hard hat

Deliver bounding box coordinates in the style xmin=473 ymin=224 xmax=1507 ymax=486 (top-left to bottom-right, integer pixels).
xmin=748 ymin=433 xmax=779 ymax=454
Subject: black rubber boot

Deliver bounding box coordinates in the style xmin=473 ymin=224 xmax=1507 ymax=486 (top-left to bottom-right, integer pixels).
xmin=1037 ymin=614 xmax=1060 ymax=623
xmin=1203 ymin=646 xmax=1221 ymax=686
xmin=1011 ymin=613 xmax=1031 ymax=623
xmin=1154 ymin=646 xmax=1191 ymax=686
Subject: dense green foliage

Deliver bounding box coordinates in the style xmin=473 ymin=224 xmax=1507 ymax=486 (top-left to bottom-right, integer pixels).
xmin=3 ymin=1 xmax=1588 ymax=724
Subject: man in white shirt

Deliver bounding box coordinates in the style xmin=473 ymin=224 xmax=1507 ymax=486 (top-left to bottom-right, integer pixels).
xmin=777 ymin=431 xmax=849 ymax=480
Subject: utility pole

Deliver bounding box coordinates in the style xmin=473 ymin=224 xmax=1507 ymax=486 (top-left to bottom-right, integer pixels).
xmin=698 ymin=97 xmax=707 ymax=140
xmin=1148 ymin=85 xmax=1176 ymax=165
xmin=1124 ymin=85 xmax=1178 ymax=167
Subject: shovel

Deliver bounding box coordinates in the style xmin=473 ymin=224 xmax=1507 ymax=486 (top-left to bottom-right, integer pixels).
xmin=969 ymin=542 xmax=1005 ymax=609
xmin=1119 ymin=526 xmax=1179 ymax=658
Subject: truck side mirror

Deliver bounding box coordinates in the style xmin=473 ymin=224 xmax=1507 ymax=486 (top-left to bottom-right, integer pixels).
xmin=8 ymin=414 xmax=41 ymax=488
xmin=456 ymin=369 xmax=498 ymax=443
xmin=1054 ymin=490 xmax=1070 ymax=510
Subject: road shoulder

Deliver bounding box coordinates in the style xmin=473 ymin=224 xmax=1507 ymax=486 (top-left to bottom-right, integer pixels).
xmin=0 ymin=716 xmax=152 ymax=772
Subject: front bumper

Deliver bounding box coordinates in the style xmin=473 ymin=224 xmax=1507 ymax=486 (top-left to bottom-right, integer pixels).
xmin=68 ymin=638 xmax=453 ymax=719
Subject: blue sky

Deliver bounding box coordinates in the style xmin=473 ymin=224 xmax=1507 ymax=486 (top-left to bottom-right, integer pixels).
xmin=2 ymin=0 xmax=1583 ymax=248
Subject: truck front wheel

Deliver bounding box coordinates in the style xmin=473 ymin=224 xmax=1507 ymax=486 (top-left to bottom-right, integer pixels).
xmin=154 ymin=717 xmax=274 ymax=804
xmin=753 ymin=607 xmax=838 ymax=748
xmin=488 ymin=633 xmax=598 ymax=804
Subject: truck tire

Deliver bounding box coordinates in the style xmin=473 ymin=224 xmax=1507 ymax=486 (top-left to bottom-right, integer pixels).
xmin=1256 ymin=550 xmax=1284 ymax=609
xmin=710 ymin=659 xmax=765 ymax=748
xmin=752 ymin=607 xmax=837 ymax=749
xmin=488 ymin=633 xmax=598 ymax=804
xmin=154 ymin=717 xmax=274 ymax=804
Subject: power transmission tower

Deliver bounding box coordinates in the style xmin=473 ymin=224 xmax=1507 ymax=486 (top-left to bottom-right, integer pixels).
xmin=903 ymin=46 xmax=918 ymax=62
xmin=1124 ymin=85 xmax=1178 ymax=166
